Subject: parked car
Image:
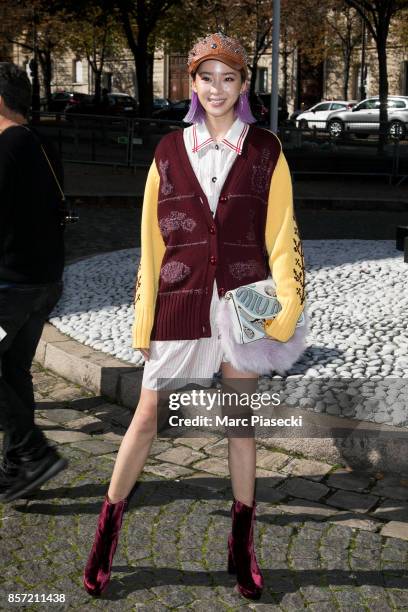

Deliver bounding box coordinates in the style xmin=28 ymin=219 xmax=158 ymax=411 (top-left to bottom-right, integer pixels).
xmin=152 ymin=99 xmax=191 ymax=122
xmin=289 ymin=106 xmax=312 ymax=124
xmin=153 ymin=97 xmax=171 ymax=111
xmin=296 ymin=100 xmax=356 ymax=130
xmin=250 ymin=93 xmax=289 ymax=125
xmin=327 ymin=96 xmax=408 ymax=139
xmin=65 ymin=92 xmax=139 ymax=119
xmin=40 ymin=91 xmax=89 ymax=112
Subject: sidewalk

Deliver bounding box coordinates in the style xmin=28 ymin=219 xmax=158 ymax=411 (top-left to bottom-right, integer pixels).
xmin=0 ymin=363 xmax=407 ymax=609
xmin=63 ymin=162 xmax=408 ymax=246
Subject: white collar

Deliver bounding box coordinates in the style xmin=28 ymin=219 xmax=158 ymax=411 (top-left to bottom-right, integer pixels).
xmin=191 ymin=117 xmax=249 ymax=154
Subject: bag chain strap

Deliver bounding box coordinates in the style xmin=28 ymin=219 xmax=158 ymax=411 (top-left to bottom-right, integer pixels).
xmin=21 ymin=125 xmax=65 ymax=201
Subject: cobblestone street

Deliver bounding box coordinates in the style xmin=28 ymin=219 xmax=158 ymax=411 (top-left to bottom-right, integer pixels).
xmin=0 ymin=365 xmax=407 ymax=610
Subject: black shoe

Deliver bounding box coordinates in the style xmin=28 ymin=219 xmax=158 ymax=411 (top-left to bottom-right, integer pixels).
xmin=0 ymin=460 xmax=20 ymax=495
xmin=0 ymin=447 xmax=68 ymax=504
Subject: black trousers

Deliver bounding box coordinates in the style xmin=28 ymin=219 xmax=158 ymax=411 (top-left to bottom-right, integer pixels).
xmin=0 ymin=281 xmax=63 ymax=466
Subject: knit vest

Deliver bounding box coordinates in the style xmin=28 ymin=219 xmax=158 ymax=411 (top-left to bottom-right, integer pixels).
xmin=150 ymin=124 xmax=281 ymax=341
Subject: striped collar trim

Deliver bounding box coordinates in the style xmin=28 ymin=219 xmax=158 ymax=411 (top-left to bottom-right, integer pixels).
xmin=192 ymin=118 xmax=249 ymax=155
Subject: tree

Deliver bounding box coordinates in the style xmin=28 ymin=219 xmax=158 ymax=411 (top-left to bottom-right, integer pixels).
xmin=114 ymin=0 xmax=181 ymax=116
xmin=159 ymin=0 xmax=276 ymax=101
xmin=343 ymin=0 xmax=408 ymax=149
xmin=65 ymin=4 xmax=125 ymax=102
xmin=280 ymin=4 xmax=297 ymax=106
xmin=0 ymin=0 xmax=68 ymax=110
xmin=325 ymin=2 xmax=363 ymax=100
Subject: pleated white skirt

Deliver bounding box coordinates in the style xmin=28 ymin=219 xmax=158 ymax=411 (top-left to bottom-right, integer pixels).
xmin=142 ymin=280 xmax=229 ymax=391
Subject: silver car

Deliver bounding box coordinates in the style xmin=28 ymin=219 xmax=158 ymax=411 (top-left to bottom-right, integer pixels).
xmin=326 ymin=96 xmax=408 ymax=139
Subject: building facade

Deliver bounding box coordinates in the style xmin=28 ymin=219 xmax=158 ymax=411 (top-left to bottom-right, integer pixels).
xmin=3 ymin=32 xmax=408 ymax=115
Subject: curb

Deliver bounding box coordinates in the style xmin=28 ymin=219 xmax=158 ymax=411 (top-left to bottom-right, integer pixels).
xmin=35 ymin=323 xmax=143 ymax=411
xmin=35 ymin=323 xmax=408 ymax=474
xmin=66 ymin=193 xmax=408 ymax=211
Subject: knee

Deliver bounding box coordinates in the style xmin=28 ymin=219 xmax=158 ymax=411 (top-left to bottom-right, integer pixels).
xmin=131 ymin=402 xmax=157 ymax=436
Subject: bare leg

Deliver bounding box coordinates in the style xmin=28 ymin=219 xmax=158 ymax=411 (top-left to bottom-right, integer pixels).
xmin=221 ymin=361 xmax=258 ymax=506
xmin=107 ymin=386 xmax=161 ymax=503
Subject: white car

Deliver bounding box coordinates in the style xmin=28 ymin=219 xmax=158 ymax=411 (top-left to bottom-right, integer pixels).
xmin=296 ymin=100 xmax=356 ymax=130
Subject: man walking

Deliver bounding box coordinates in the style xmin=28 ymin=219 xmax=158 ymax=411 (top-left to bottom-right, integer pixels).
xmin=0 ymin=62 xmax=67 ymax=503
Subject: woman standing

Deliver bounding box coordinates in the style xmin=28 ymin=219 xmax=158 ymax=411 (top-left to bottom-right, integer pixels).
xmin=83 ymin=31 xmax=305 ymax=601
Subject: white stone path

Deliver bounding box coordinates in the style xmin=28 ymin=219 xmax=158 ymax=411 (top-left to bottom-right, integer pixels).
xmin=50 ymin=241 xmax=408 ymax=426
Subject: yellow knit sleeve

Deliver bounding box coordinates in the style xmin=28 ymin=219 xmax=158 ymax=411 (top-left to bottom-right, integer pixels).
xmin=132 ymin=159 xmax=166 ymax=349
xmin=263 ymin=149 xmax=306 ymax=342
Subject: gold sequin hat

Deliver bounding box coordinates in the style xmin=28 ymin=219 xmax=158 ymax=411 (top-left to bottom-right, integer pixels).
xmin=187 ymin=32 xmax=249 ymax=79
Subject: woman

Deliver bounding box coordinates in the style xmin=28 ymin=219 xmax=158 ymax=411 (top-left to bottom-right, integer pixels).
xmin=83 ymin=31 xmax=305 ymax=601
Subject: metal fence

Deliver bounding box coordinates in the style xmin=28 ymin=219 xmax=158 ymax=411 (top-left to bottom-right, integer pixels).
xmin=31 ymin=113 xmax=408 ymax=184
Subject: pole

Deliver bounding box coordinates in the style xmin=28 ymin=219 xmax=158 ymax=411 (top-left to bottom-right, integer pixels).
xmin=270 ymin=0 xmax=281 ymax=132
xmin=30 ymin=7 xmax=41 ymax=119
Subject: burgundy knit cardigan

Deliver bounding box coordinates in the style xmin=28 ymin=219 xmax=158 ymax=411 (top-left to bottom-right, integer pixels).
xmin=149 ymin=124 xmax=281 ymax=341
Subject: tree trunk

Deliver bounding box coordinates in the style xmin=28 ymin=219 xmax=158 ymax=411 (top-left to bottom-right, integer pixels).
xmin=94 ymin=70 xmax=102 ymax=102
xmin=343 ymin=51 xmax=351 ymax=100
xmin=120 ymin=9 xmax=154 ymax=118
xmin=135 ymin=38 xmax=154 ymax=117
xmin=282 ymin=28 xmax=289 ymax=105
xmin=295 ymin=47 xmax=302 ymax=110
xmin=249 ymin=58 xmax=258 ymax=97
xmin=38 ymin=48 xmax=52 ymax=111
xmin=376 ymin=26 xmax=388 ymax=153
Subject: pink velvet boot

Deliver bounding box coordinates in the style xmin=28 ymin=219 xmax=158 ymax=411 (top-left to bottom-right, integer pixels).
xmin=83 ymin=494 xmax=127 ymax=596
xmin=227 ymin=498 xmax=264 ymax=600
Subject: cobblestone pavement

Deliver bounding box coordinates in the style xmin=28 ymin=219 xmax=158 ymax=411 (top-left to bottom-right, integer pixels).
xmin=62 ymin=165 xmax=408 ymax=265
xmin=64 ymin=206 xmax=142 ymax=263
xmin=64 ymin=162 xmax=408 ymax=202
xmin=1 ymin=365 xmax=407 ymax=611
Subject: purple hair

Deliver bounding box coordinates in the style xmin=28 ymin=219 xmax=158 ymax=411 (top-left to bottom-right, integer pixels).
xmin=183 ymin=90 xmax=257 ymax=124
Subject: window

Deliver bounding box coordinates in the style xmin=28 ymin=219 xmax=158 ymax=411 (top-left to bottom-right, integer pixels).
xmin=331 ymin=102 xmax=347 ymax=110
xmin=73 ymin=59 xmax=83 ymax=83
xmin=256 ymin=67 xmax=268 ymax=93
xmin=388 ymin=99 xmax=407 ymax=109
xmin=312 ymin=102 xmax=331 ymax=111
xmin=355 ymin=99 xmax=377 ymax=110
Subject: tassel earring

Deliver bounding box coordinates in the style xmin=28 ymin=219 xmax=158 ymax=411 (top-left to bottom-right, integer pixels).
xmin=236 ymin=91 xmax=257 ymax=124
xmin=239 ymin=92 xmax=246 ymax=113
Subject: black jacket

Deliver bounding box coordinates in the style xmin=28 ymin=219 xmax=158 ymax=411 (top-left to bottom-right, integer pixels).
xmin=0 ymin=124 xmax=65 ymax=283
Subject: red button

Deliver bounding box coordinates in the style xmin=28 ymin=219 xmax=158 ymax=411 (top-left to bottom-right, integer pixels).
xmin=219 ymin=196 xmax=227 ymax=202
xmin=210 ymin=256 xmax=217 ymax=264
xmin=209 ymin=225 xmax=216 ymax=234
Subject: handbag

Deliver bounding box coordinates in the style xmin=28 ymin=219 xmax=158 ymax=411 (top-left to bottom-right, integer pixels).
xmin=215 ymin=278 xmax=308 ymax=375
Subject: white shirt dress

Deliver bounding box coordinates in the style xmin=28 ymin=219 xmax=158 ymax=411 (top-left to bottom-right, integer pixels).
xmin=142 ymin=118 xmax=250 ymax=391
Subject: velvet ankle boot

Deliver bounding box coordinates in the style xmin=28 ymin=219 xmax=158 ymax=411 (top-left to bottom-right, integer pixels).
xmin=83 ymin=493 xmax=127 ymax=596
xmin=227 ymin=497 xmax=264 ymax=600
